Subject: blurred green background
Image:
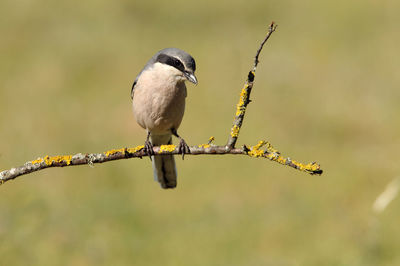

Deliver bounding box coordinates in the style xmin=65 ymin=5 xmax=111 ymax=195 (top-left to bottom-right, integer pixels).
xmin=1 ymin=0 xmax=399 ymax=265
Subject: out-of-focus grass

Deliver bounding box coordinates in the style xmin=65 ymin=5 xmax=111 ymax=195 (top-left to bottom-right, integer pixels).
xmin=1 ymin=0 xmax=399 ymax=265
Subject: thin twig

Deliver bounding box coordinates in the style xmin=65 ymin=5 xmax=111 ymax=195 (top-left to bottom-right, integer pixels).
xmin=254 ymin=22 xmax=277 ymax=71
xmin=226 ymin=22 xmax=277 ymax=149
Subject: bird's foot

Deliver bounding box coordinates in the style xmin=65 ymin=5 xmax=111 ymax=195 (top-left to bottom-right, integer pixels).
xmin=178 ymin=138 xmax=190 ymax=160
xmin=144 ymin=139 xmax=154 ymax=160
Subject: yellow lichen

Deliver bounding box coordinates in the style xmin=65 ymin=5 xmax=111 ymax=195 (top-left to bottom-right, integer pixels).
xmin=198 ymin=144 xmax=210 ymax=149
xmin=44 ymin=155 xmax=51 ymax=165
xmin=31 ymin=158 xmax=44 ymax=165
xmin=50 ymin=155 xmax=72 ymax=165
xmin=265 ymin=142 xmax=279 ymax=154
xmin=235 ymin=105 xmax=245 ymax=116
xmin=230 ymin=125 xmax=240 ymax=138
xmin=265 ymin=152 xmax=321 ymax=174
xmin=266 ymin=153 xmax=278 ymax=161
xmin=127 ymin=145 xmax=145 ymax=154
xmin=159 ymin=145 xmax=176 ymax=153
xmin=248 ymin=140 xmax=267 ymax=157
xmin=248 ymin=149 xmax=264 ymax=157
xmin=244 ymin=138 xmax=321 ymax=174
xmin=308 ymin=162 xmax=321 ymax=172
xmin=105 ymin=148 xmax=125 ymax=157
xmin=291 ymin=160 xmax=302 ymax=170
xmin=37 ymin=155 xmax=73 ymax=166
xmin=289 ymin=160 xmax=320 ymax=173
xmin=276 ymin=156 xmax=287 ymax=165
xmin=198 ymin=136 xmax=215 ymax=149
xmin=235 ymin=85 xmax=248 ymax=116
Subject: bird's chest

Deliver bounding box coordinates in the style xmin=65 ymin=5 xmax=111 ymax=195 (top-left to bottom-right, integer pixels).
xmin=151 ymin=83 xmax=186 ymax=118
xmin=133 ymin=76 xmax=186 ymax=132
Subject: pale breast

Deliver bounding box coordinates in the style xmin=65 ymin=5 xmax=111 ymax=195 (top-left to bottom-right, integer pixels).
xmin=132 ymin=64 xmax=187 ymax=135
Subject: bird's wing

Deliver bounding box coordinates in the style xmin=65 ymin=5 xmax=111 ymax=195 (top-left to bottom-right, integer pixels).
xmin=131 ymin=55 xmax=158 ymax=100
xmin=131 ymin=79 xmax=137 ymax=99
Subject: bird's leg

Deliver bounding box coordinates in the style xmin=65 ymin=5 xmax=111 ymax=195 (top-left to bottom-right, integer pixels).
xmin=144 ymin=131 xmax=154 ymax=159
xmin=171 ymin=128 xmax=190 ymax=160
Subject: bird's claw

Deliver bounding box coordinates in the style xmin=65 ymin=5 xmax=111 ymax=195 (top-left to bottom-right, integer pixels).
xmin=144 ymin=139 xmax=154 ymax=160
xmin=178 ymin=138 xmax=190 ymax=160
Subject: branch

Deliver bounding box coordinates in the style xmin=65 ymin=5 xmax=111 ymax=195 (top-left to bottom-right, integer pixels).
xmin=0 ymin=140 xmax=322 ymax=184
xmin=0 ymin=22 xmax=323 ymax=185
xmin=226 ymin=22 xmax=277 ymax=149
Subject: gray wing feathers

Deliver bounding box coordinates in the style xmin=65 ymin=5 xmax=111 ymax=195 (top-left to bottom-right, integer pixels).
xmin=151 ymin=134 xmax=177 ymax=189
xmin=131 ymin=51 xmax=161 ymax=99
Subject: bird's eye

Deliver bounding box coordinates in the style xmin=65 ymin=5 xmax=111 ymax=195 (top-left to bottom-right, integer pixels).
xmin=174 ymin=59 xmax=183 ymax=68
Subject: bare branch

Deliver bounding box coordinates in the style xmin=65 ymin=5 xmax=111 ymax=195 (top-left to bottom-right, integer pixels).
xmin=226 ymin=22 xmax=277 ymax=149
xmin=254 ymin=22 xmax=278 ymax=71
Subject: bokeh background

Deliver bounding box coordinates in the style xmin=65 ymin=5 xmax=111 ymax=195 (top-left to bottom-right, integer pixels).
xmin=1 ymin=0 xmax=399 ymax=265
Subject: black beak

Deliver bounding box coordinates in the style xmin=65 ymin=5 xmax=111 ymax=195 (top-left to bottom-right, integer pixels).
xmin=184 ymin=71 xmax=198 ymax=85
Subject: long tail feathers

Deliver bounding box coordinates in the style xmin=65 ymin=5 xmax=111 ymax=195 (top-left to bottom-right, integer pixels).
xmin=150 ymin=134 xmax=177 ymax=189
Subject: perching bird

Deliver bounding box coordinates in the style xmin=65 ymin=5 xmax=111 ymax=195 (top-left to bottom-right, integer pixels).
xmin=131 ymin=48 xmax=197 ymax=189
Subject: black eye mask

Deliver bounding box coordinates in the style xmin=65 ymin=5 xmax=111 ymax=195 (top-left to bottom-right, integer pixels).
xmin=156 ymin=54 xmax=185 ymax=73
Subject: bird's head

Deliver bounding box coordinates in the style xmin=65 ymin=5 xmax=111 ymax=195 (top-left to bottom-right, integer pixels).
xmin=154 ymin=48 xmax=197 ymax=85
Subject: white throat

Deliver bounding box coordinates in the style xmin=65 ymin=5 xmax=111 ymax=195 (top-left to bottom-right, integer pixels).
xmin=151 ymin=62 xmax=186 ymax=83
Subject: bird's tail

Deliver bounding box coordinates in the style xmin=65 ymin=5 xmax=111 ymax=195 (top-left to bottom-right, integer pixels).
xmin=150 ymin=134 xmax=177 ymax=189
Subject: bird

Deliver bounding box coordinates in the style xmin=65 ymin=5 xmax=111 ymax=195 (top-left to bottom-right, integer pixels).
xmin=131 ymin=48 xmax=198 ymax=189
